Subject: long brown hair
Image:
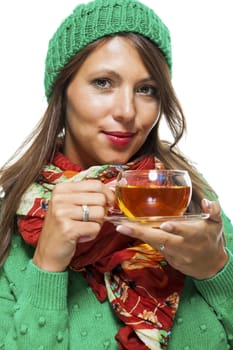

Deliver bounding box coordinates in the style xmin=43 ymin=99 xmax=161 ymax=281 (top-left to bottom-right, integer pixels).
xmin=0 ymin=33 xmax=215 ymax=266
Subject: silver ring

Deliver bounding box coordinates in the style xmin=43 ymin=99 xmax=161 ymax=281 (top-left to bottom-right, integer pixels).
xmin=82 ymin=205 xmax=90 ymax=222
xmin=159 ymin=243 xmax=165 ymax=252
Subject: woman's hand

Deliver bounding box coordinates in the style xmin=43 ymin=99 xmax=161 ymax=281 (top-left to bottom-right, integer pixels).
xmin=33 ymin=180 xmax=115 ymax=272
xmin=116 ymin=199 xmax=228 ymax=279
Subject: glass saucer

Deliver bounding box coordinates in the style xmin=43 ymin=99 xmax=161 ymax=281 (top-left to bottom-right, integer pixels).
xmin=104 ymin=213 xmax=210 ymax=227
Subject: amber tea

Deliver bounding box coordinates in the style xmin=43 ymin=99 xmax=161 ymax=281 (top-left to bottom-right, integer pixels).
xmin=115 ymin=169 xmax=192 ymax=218
xmin=116 ymin=185 xmax=191 ymax=217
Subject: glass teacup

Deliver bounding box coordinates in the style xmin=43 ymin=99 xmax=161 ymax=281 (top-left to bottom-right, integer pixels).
xmin=115 ymin=169 xmax=192 ymax=218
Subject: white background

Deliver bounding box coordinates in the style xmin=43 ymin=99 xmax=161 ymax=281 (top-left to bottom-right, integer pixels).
xmin=0 ymin=1 xmax=232 ymax=218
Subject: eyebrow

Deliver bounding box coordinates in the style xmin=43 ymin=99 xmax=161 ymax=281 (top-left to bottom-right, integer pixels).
xmin=89 ymin=69 xmax=155 ymax=84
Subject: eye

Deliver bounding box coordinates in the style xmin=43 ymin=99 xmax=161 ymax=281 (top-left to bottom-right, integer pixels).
xmin=136 ymin=85 xmax=159 ymax=97
xmin=92 ymin=78 xmax=112 ymax=89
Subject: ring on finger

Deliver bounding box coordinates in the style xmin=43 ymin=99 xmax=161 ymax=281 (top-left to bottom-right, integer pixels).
xmin=81 ymin=205 xmax=90 ymax=222
xmin=159 ymin=243 xmax=165 ymax=252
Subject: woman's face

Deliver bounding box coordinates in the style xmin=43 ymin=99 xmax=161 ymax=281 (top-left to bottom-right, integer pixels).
xmin=64 ymin=36 xmax=160 ymax=168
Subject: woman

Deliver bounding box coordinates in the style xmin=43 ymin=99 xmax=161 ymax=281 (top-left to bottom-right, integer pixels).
xmin=0 ymin=0 xmax=232 ymax=349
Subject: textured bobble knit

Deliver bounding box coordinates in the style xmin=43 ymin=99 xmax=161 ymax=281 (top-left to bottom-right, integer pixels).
xmin=44 ymin=0 xmax=172 ymax=100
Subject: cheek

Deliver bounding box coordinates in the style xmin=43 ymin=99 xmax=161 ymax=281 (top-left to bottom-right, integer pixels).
xmin=66 ymin=100 xmax=93 ymax=126
xmin=141 ymin=105 xmax=160 ymax=132
xmin=66 ymin=84 xmax=92 ymax=121
xmin=66 ymin=91 xmax=111 ymax=124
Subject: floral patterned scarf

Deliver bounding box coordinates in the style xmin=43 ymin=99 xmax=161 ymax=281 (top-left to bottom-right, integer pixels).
xmin=16 ymin=152 xmax=185 ymax=350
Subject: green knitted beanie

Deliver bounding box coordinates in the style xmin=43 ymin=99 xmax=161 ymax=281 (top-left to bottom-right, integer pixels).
xmin=44 ymin=0 xmax=171 ymax=100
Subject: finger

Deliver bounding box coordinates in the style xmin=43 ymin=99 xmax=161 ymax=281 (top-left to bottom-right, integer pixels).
xmin=159 ymin=219 xmax=209 ymax=239
xmin=73 ymin=221 xmax=101 ymax=236
xmin=201 ymin=199 xmax=222 ymax=223
xmin=105 ymin=179 xmax=117 ymax=192
xmin=54 ymin=180 xmax=104 ymax=192
xmin=74 ymin=220 xmax=103 ymax=244
xmin=78 ymin=205 xmax=106 ymax=222
xmin=58 ymin=204 xmax=107 ymax=222
xmin=52 ymin=191 xmax=109 ymax=207
xmin=160 ymin=220 xmax=196 ymax=234
xmin=116 ymin=223 xmax=181 ymax=249
xmin=53 ymin=181 xmax=115 ymax=206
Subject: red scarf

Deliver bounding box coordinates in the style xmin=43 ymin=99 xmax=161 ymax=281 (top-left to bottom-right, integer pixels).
xmin=17 ymin=152 xmax=185 ymax=349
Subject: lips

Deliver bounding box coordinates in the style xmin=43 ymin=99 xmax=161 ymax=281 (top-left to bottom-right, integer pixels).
xmin=103 ymin=131 xmax=136 ymax=147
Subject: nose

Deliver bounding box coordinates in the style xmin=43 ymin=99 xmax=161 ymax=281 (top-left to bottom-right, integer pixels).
xmin=112 ymin=87 xmax=136 ymax=122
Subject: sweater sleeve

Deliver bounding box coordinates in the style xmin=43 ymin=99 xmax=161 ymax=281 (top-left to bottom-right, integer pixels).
xmin=194 ymin=211 xmax=233 ymax=348
xmin=1 ymin=258 xmax=69 ymax=350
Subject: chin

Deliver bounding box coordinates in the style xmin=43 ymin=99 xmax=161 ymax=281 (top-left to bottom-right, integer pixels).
xmin=102 ymin=156 xmax=131 ymax=165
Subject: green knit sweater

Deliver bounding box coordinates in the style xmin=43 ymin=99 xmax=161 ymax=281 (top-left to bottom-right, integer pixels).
xmin=0 ymin=212 xmax=233 ymax=350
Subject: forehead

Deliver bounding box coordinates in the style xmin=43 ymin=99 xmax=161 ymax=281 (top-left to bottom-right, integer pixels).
xmin=77 ymin=35 xmax=148 ymax=73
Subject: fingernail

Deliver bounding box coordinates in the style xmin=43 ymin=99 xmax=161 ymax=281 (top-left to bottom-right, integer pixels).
xmin=160 ymin=222 xmax=173 ymax=232
xmin=203 ymin=198 xmax=211 ymax=208
xmin=78 ymin=235 xmax=93 ymax=243
xmin=116 ymin=225 xmax=133 ymax=235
